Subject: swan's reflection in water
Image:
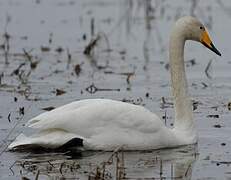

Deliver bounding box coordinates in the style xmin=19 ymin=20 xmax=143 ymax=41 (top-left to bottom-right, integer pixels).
xmin=122 ymin=144 xmax=198 ymax=179
xmin=16 ymin=144 xmax=198 ymax=179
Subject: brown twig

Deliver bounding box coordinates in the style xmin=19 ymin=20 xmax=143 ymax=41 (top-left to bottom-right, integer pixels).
xmin=83 ymin=35 xmax=100 ymax=55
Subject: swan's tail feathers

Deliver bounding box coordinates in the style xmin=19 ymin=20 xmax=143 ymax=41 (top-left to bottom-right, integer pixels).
xmin=8 ymin=130 xmax=84 ymax=151
xmin=8 ymin=133 xmax=29 ymax=150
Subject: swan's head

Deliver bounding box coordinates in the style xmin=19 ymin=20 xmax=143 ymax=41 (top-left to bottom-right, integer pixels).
xmin=174 ymin=16 xmax=221 ymax=56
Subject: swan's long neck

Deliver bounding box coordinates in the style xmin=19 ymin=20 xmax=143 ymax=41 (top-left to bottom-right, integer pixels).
xmin=169 ymin=28 xmax=194 ymax=131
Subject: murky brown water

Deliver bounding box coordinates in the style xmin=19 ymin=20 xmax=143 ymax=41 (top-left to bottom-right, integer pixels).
xmin=0 ymin=0 xmax=231 ymax=179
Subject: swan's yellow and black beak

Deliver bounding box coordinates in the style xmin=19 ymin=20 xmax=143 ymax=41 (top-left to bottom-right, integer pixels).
xmin=200 ymin=30 xmax=221 ymax=56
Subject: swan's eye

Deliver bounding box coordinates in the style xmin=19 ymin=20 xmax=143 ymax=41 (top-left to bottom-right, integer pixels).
xmin=200 ymin=26 xmax=203 ymax=30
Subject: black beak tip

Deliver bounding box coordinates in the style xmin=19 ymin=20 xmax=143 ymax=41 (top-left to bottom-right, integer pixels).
xmin=210 ymin=42 xmax=221 ymax=56
xmin=202 ymin=42 xmax=221 ymax=57
xmin=217 ymin=51 xmax=222 ymax=56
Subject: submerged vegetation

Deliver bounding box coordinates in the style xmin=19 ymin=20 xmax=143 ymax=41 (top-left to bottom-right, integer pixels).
xmin=0 ymin=0 xmax=230 ymax=179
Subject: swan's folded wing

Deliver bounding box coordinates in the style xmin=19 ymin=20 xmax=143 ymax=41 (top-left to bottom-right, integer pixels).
xmin=24 ymin=99 xmax=164 ymax=143
xmin=9 ymin=99 xmax=166 ymax=150
xmin=26 ymin=99 xmax=106 ymax=127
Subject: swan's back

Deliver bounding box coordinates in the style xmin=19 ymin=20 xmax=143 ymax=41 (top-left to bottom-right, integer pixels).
xmin=28 ymin=99 xmax=163 ymax=135
xmin=9 ymin=99 xmax=169 ymax=150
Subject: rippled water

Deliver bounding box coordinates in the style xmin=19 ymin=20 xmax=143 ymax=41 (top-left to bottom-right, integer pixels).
xmin=0 ymin=0 xmax=231 ymax=179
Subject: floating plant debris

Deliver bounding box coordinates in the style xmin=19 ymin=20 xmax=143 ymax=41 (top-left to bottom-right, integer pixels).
xmin=23 ymin=49 xmax=39 ymax=70
xmin=211 ymin=161 xmax=231 ymax=165
xmin=160 ymin=97 xmax=173 ymax=109
xmin=42 ymin=106 xmax=55 ymax=111
xmin=82 ymin=34 xmax=87 ymax=40
xmin=119 ymin=50 xmax=126 ymax=55
xmin=205 ymin=59 xmax=213 ymax=79
xmin=49 ymin=33 xmax=53 ymax=44
xmin=228 ymin=102 xmax=231 ymax=111
xmin=66 ymin=48 xmax=72 ymax=68
xmin=121 ymin=97 xmax=143 ymax=105
xmin=91 ymin=18 xmax=95 ymax=37
xmin=55 ymin=89 xmax=66 ymax=96
xmin=164 ymin=59 xmax=196 ymax=70
xmin=104 ymin=71 xmax=135 ymax=84
xmin=19 ymin=107 xmax=24 ymax=116
xmin=201 ymin=82 xmax=208 ymax=89
xmin=55 ymin=47 xmax=64 ymax=53
xmin=192 ymin=101 xmax=199 ymax=111
xmin=40 ymin=46 xmax=50 ymax=52
xmin=213 ymin=124 xmax=222 ymax=128
xmin=145 ymin=92 xmax=149 ymax=98
xmin=74 ymin=64 xmax=81 ymax=76
xmin=83 ymin=35 xmax=100 ymax=55
xmin=207 ymin=114 xmax=219 ymax=118
xmin=0 ymin=1 xmax=229 ymax=179
xmin=0 ymin=72 xmax=3 ymax=85
xmin=8 ymin=113 xmax=11 ymax=123
xmin=85 ymin=83 xmax=120 ymax=94
xmin=11 ymin=63 xmax=26 ymax=76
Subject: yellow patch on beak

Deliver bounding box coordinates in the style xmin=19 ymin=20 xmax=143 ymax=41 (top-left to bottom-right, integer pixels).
xmin=200 ymin=29 xmax=221 ymax=56
xmin=200 ymin=30 xmax=212 ymax=48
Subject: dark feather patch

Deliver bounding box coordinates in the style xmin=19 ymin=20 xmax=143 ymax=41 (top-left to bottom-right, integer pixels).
xmin=59 ymin=138 xmax=83 ymax=149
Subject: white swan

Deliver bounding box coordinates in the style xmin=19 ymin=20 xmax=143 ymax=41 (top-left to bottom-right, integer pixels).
xmin=8 ymin=16 xmax=221 ymax=151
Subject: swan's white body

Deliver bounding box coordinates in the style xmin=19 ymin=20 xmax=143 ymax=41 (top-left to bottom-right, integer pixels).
xmin=8 ymin=16 xmax=220 ymax=151
xmin=8 ymin=99 xmax=196 ymax=150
